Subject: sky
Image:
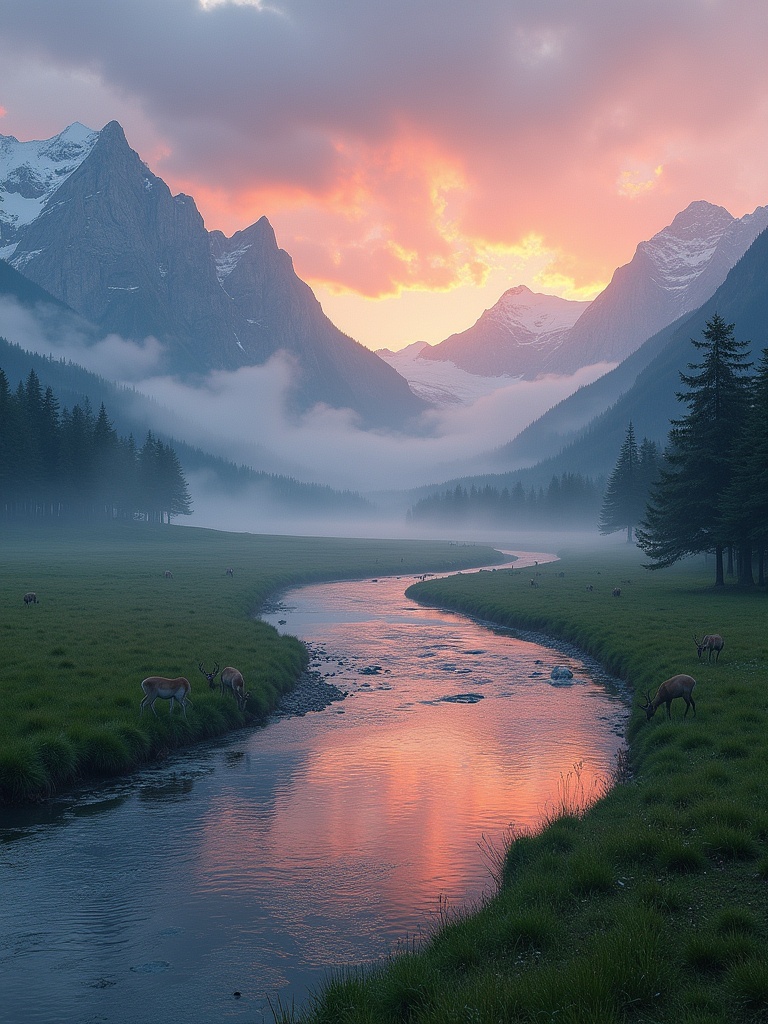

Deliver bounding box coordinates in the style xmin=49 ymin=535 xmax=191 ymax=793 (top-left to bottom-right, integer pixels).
xmin=3 ymin=0 xmax=768 ymax=352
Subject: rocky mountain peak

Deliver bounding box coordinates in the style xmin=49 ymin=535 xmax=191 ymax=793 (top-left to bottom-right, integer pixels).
xmin=1 ymin=119 xmax=427 ymax=429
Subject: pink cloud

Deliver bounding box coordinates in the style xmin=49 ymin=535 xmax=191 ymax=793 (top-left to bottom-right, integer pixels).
xmin=2 ymin=0 xmax=768 ymax=304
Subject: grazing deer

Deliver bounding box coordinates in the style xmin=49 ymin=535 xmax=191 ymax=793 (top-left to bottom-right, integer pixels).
xmin=221 ymin=666 xmax=250 ymax=711
xmin=641 ymin=674 xmax=696 ymax=720
xmin=198 ymin=661 xmax=220 ymax=689
xmin=23 ymin=592 xmax=37 ymax=606
xmin=694 ymin=634 xmax=724 ymax=663
xmin=139 ymin=676 xmax=192 ymax=718
xmin=164 ymin=570 xmax=173 ymax=579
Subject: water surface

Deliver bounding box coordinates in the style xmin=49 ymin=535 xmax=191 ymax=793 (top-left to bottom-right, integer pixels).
xmin=0 ymin=551 xmax=628 ymax=1023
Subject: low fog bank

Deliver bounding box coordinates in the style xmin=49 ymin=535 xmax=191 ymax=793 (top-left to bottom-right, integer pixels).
xmin=1 ymin=296 xmax=614 ymax=495
xmin=183 ymin=474 xmax=608 ymax=555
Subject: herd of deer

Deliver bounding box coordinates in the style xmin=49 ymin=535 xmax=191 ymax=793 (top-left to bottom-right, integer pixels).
xmin=22 ymin=579 xmax=724 ymax=726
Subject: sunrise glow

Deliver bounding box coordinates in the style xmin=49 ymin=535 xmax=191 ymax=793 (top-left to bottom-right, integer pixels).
xmin=2 ymin=1 xmax=768 ymax=349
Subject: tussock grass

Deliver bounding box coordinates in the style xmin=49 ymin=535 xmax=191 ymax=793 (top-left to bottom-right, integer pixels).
xmin=0 ymin=521 xmax=501 ymax=804
xmin=281 ymin=544 xmax=768 ymax=1024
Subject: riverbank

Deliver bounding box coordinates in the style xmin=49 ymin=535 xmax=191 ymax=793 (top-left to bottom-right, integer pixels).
xmin=283 ymin=546 xmax=768 ymax=1024
xmin=0 ymin=524 xmax=504 ymax=804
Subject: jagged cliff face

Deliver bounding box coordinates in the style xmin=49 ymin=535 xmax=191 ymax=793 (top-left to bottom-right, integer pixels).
xmin=0 ymin=121 xmax=426 ymax=428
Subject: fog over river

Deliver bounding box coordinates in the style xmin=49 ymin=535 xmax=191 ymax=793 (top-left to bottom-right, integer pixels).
xmin=0 ymin=551 xmax=629 ymax=1024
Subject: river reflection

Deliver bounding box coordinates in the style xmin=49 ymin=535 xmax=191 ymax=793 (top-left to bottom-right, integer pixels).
xmin=0 ymin=551 xmax=628 ymax=1024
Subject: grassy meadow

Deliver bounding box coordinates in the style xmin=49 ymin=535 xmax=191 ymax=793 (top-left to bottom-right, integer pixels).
xmin=285 ymin=544 xmax=768 ymax=1024
xmin=0 ymin=521 xmax=503 ymax=804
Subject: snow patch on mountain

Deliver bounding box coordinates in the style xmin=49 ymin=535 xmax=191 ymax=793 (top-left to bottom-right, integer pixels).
xmin=215 ymin=243 xmax=253 ymax=283
xmin=0 ymin=123 xmax=98 ymax=246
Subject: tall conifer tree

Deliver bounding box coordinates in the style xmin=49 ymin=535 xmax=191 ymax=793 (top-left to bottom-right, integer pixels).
xmin=636 ymin=313 xmax=752 ymax=585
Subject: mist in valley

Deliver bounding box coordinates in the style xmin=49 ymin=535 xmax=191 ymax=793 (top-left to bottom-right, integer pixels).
xmin=0 ymin=295 xmax=616 ymax=537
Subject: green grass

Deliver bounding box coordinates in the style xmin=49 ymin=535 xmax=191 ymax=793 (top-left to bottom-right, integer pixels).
xmin=278 ymin=543 xmax=768 ymax=1024
xmin=0 ymin=520 xmax=503 ymax=803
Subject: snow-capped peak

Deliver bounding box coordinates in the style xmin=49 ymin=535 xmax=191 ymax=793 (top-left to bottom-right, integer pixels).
xmin=637 ymin=201 xmax=735 ymax=294
xmin=481 ymin=284 xmax=590 ymax=336
xmin=0 ymin=122 xmax=99 ymax=247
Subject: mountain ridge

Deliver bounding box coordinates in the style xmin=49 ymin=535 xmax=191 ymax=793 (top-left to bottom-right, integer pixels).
xmin=0 ymin=121 xmax=427 ymax=429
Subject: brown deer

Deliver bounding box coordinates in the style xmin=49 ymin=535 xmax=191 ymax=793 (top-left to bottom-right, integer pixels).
xmin=139 ymin=676 xmax=192 ymax=718
xmin=694 ymin=634 xmax=724 ymax=663
xmin=642 ymin=674 xmax=696 ymax=720
xmin=23 ymin=592 xmax=37 ymax=606
xmin=221 ymin=666 xmax=250 ymax=711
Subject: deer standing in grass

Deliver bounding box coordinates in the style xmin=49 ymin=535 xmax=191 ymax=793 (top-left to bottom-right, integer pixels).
xmin=694 ymin=634 xmax=724 ymax=663
xmin=199 ymin=661 xmax=250 ymax=711
xmin=641 ymin=674 xmax=696 ymax=720
xmin=221 ymin=667 xmax=250 ymax=711
xmin=140 ymin=676 xmax=192 ymax=718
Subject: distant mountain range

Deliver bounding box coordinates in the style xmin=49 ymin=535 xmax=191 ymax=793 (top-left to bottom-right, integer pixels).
xmin=460 ymin=218 xmax=768 ymax=490
xmin=381 ymin=201 xmax=768 ymax=396
xmin=4 ymin=120 xmax=768 ymax=515
xmin=0 ymin=121 xmax=426 ymax=430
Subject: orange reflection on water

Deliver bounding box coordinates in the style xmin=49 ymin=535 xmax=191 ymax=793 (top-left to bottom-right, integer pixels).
xmin=195 ymin=682 xmax=616 ymax=917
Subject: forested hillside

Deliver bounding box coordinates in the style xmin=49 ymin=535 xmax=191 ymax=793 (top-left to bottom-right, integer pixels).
xmin=0 ymin=367 xmax=191 ymax=523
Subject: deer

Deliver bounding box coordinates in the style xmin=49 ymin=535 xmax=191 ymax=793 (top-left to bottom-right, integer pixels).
xmin=694 ymin=634 xmax=724 ymax=663
xmin=199 ymin=662 xmax=249 ymax=711
xmin=641 ymin=674 xmax=696 ymax=720
xmin=221 ymin=666 xmax=250 ymax=711
xmin=139 ymin=676 xmax=192 ymax=718
xmin=23 ymin=592 xmax=37 ymax=606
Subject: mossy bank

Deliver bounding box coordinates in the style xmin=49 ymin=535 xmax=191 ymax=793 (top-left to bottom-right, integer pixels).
xmin=284 ymin=545 xmax=768 ymax=1024
xmin=0 ymin=522 xmax=503 ymax=804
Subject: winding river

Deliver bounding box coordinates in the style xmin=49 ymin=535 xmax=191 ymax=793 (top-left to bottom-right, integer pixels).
xmin=0 ymin=551 xmax=628 ymax=1024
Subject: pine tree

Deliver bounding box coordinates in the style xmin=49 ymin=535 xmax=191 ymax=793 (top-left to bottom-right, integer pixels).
xmin=599 ymin=422 xmax=644 ymax=543
xmin=636 ymin=313 xmax=752 ymax=585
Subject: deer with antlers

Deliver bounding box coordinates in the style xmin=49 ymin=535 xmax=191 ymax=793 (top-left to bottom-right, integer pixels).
xmin=694 ymin=634 xmax=724 ymax=663
xmin=641 ymin=674 xmax=696 ymax=720
xmin=139 ymin=676 xmax=192 ymax=718
xmin=199 ymin=661 xmax=250 ymax=711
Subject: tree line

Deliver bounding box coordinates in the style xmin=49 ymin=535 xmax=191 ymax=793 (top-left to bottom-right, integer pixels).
xmin=0 ymin=367 xmax=192 ymax=523
xmin=601 ymin=313 xmax=767 ymax=587
xmin=407 ymin=472 xmax=603 ymax=527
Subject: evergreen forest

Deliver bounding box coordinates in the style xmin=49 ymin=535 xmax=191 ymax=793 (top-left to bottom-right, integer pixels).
xmin=0 ymin=367 xmax=192 ymax=523
xmin=406 ymin=472 xmax=603 ymax=528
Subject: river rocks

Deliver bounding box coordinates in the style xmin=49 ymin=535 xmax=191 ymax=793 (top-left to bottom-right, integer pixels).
xmin=438 ymin=692 xmax=485 ymax=704
xmin=550 ymin=666 xmax=574 ymax=682
xmin=271 ymin=670 xmax=348 ymax=719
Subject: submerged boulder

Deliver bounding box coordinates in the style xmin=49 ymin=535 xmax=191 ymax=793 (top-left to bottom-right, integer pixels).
xmin=550 ymin=666 xmax=574 ymax=683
